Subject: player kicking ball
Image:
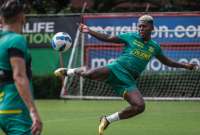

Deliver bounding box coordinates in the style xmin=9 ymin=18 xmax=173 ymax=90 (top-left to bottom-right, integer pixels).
xmin=54 ymin=15 xmax=197 ymax=135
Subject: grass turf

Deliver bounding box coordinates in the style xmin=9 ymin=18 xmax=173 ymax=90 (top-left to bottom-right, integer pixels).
xmin=36 ymin=100 xmax=200 ymax=135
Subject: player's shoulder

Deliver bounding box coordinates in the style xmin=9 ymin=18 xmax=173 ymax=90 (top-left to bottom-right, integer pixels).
xmin=10 ymin=32 xmax=26 ymax=42
xmin=125 ymin=32 xmax=138 ymax=36
xmin=4 ymin=32 xmax=28 ymax=50
xmin=118 ymin=32 xmax=138 ymax=38
xmin=149 ymin=39 xmax=161 ymax=48
xmin=2 ymin=31 xmax=26 ymax=42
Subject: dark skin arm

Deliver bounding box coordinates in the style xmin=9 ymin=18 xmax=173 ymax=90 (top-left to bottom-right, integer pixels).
xmin=156 ymin=55 xmax=196 ymax=70
xmin=79 ymin=23 xmax=124 ymax=43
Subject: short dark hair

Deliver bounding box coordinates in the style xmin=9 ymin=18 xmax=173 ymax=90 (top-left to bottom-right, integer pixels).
xmin=138 ymin=15 xmax=154 ymax=25
xmin=0 ymin=0 xmax=24 ymax=18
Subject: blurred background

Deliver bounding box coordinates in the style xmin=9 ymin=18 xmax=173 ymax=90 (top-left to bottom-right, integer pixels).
xmin=8 ymin=0 xmax=200 ymax=14
xmin=1 ymin=0 xmax=200 ymax=14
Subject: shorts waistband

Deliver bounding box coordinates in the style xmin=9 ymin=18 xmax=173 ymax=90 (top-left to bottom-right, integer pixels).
xmin=0 ymin=109 xmax=22 ymax=114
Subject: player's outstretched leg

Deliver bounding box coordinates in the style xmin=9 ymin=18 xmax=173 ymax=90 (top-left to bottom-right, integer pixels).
xmin=54 ymin=68 xmax=68 ymax=77
xmin=98 ymin=90 xmax=145 ymax=135
xmin=54 ymin=67 xmax=86 ymax=77
xmin=98 ymin=116 xmax=110 ymax=135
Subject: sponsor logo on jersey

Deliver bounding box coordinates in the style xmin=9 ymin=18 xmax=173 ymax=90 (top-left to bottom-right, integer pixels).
xmin=132 ymin=49 xmax=152 ymax=60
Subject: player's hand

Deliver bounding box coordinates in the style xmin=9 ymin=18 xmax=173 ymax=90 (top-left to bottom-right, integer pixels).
xmin=30 ymin=111 xmax=43 ymax=135
xmin=79 ymin=23 xmax=90 ymax=33
xmin=185 ymin=63 xmax=199 ymax=70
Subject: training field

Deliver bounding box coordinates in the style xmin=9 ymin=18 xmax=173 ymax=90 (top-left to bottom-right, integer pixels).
xmin=37 ymin=100 xmax=200 ymax=135
xmin=1 ymin=100 xmax=199 ymax=135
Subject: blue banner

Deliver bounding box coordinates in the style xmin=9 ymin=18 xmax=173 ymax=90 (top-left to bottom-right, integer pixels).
xmin=83 ymin=13 xmax=200 ymax=45
xmin=147 ymin=50 xmax=200 ymax=71
xmin=85 ymin=46 xmax=200 ymax=71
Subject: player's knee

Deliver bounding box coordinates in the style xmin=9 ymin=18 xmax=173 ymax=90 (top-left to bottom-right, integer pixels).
xmin=132 ymin=102 xmax=145 ymax=114
xmin=136 ymin=102 xmax=145 ymax=113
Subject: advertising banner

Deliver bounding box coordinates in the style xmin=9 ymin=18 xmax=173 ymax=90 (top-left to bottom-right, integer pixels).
xmin=23 ymin=15 xmax=80 ymax=48
xmin=85 ymin=46 xmax=200 ymax=71
xmin=83 ymin=13 xmax=200 ymax=71
xmin=24 ymin=15 xmax=80 ymax=75
xmin=83 ymin=13 xmax=200 ymax=45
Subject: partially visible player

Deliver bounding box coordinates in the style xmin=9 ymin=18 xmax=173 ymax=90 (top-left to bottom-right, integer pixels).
xmin=0 ymin=0 xmax=42 ymax=135
xmin=55 ymin=15 xmax=197 ymax=135
xmin=0 ymin=16 xmax=2 ymax=29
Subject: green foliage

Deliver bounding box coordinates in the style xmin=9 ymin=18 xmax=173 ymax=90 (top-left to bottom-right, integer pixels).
xmin=25 ymin=0 xmax=200 ymax=14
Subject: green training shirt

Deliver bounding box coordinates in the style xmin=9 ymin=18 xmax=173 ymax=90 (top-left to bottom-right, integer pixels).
xmin=0 ymin=31 xmax=32 ymax=114
xmin=0 ymin=31 xmax=31 ymax=70
xmin=116 ymin=32 xmax=164 ymax=75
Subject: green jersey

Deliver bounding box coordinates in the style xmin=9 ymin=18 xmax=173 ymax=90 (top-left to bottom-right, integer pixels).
xmin=106 ymin=32 xmax=164 ymax=96
xmin=116 ymin=32 xmax=163 ymax=75
xmin=0 ymin=31 xmax=32 ymax=114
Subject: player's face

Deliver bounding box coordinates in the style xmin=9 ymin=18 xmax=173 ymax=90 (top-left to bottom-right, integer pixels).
xmin=137 ymin=22 xmax=153 ymax=39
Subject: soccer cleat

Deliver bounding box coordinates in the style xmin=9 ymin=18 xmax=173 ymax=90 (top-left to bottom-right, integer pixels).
xmin=98 ymin=116 xmax=110 ymax=135
xmin=54 ymin=68 xmax=68 ymax=77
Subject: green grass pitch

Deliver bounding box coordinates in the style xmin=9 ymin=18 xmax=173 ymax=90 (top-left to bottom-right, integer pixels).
xmin=38 ymin=100 xmax=200 ymax=135
xmin=1 ymin=100 xmax=200 ymax=135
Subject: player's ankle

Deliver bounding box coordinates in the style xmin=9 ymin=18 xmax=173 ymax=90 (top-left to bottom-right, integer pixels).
xmin=67 ymin=68 xmax=76 ymax=76
xmin=106 ymin=112 xmax=120 ymax=123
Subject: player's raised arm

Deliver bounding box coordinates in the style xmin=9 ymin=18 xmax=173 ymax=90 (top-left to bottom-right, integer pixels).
xmin=156 ymin=55 xmax=197 ymax=70
xmin=79 ymin=23 xmax=123 ymax=43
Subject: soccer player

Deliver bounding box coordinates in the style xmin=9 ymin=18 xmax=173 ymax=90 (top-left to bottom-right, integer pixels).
xmin=0 ymin=16 xmax=2 ymax=29
xmin=54 ymin=15 xmax=197 ymax=135
xmin=0 ymin=0 xmax=42 ymax=135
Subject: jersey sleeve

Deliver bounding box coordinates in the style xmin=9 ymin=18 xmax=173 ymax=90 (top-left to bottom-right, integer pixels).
xmin=8 ymin=35 xmax=27 ymax=56
xmin=117 ymin=32 xmax=134 ymax=42
xmin=155 ymin=44 xmax=164 ymax=57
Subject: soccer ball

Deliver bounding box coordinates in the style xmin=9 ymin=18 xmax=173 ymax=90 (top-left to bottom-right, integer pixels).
xmin=51 ymin=32 xmax=72 ymax=52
